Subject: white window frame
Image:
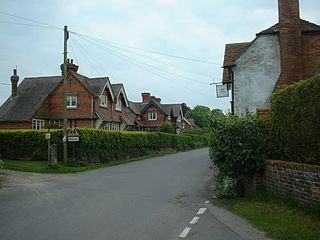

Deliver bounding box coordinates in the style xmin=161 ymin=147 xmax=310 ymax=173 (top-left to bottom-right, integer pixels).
xmin=115 ymin=99 xmax=122 ymax=111
xmin=148 ymin=112 xmax=157 ymax=121
xmin=32 ymin=119 xmax=45 ymax=130
xmin=167 ymin=115 xmax=171 ymax=121
xmin=100 ymin=95 xmax=108 ymax=108
xmin=67 ymin=95 xmax=77 ymax=109
xmin=177 ymin=115 xmax=182 ymax=123
xmin=48 ymin=120 xmax=60 ymax=126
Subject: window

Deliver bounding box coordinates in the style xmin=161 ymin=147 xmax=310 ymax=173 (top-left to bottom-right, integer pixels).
xmin=104 ymin=122 xmax=120 ymax=131
xmin=177 ymin=115 xmax=182 ymax=123
xmin=148 ymin=112 xmax=157 ymax=121
xmin=167 ymin=116 xmax=171 ymax=121
xmin=67 ymin=95 xmax=77 ymax=108
xmin=32 ymin=119 xmax=45 ymax=130
xmin=48 ymin=120 xmax=60 ymax=126
xmin=100 ymin=95 xmax=108 ymax=107
xmin=115 ymin=99 xmax=122 ymax=111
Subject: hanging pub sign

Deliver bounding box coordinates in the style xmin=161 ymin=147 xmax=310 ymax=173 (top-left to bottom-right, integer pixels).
xmin=216 ymin=84 xmax=229 ymax=98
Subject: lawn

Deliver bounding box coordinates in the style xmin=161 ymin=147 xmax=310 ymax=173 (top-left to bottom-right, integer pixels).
xmin=1 ymin=150 xmax=177 ymax=173
xmin=225 ymin=190 xmax=320 ymax=240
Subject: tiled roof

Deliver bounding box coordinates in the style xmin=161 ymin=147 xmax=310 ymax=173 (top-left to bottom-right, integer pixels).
xmin=257 ymin=19 xmax=320 ymax=36
xmin=111 ymin=84 xmax=123 ymax=98
xmin=0 ymin=76 xmax=61 ymax=121
xmin=86 ymin=77 xmax=110 ymax=97
xmin=162 ymin=104 xmax=182 ymax=117
xmin=222 ymin=42 xmax=251 ymax=82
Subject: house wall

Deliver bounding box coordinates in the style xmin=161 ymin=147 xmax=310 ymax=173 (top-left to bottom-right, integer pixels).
xmin=234 ymin=35 xmax=281 ymax=115
xmin=0 ymin=121 xmax=31 ymax=129
xmin=46 ymin=75 xmax=94 ymax=127
xmin=302 ymin=33 xmax=320 ymax=79
xmin=141 ymin=106 xmax=166 ymax=128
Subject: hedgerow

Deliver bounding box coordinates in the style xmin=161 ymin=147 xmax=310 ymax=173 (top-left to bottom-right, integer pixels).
xmin=271 ymin=75 xmax=320 ymax=165
xmin=0 ymin=129 xmax=207 ymax=163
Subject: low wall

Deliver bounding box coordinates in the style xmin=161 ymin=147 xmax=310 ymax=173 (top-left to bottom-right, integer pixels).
xmin=264 ymin=160 xmax=320 ymax=204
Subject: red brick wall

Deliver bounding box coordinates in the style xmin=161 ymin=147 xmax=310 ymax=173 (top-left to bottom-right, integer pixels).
xmin=141 ymin=106 xmax=166 ymax=127
xmin=265 ymin=160 xmax=320 ymax=204
xmin=277 ymin=0 xmax=303 ymax=86
xmin=302 ymin=33 xmax=320 ymax=79
xmin=0 ymin=121 xmax=31 ymax=129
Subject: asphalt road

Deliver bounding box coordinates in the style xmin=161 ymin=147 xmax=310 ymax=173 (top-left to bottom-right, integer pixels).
xmin=0 ymin=149 xmax=250 ymax=240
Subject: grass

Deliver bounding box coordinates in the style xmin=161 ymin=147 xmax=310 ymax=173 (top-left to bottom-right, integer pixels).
xmin=1 ymin=149 xmax=179 ymax=174
xmin=225 ymin=190 xmax=320 ymax=240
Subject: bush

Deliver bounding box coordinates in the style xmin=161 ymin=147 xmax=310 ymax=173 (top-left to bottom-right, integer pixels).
xmin=271 ymin=75 xmax=320 ymax=165
xmin=159 ymin=123 xmax=175 ymax=134
xmin=0 ymin=129 xmax=207 ymax=163
xmin=209 ymin=114 xmax=269 ymax=197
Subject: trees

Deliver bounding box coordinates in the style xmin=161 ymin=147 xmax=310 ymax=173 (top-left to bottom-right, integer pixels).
xmin=186 ymin=105 xmax=223 ymax=128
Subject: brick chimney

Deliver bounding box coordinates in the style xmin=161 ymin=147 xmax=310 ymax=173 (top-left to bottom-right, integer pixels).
xmin=277 ymin=0 xmax=303 ymax=86
xmin=10 ymin=68 xmax=19 ymax=98
xmin=142 ymin=92 xmax=151 ymax=103
xmin=60 ymin=59 xmax=79 ymax=74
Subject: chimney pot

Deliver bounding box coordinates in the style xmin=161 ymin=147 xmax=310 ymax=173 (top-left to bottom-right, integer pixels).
xmin=141 ymin=92 xmax=151 ymax=103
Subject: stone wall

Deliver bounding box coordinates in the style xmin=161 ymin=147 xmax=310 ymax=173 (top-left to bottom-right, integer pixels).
xmin=264 ymin=160 xmax=320 ymax=204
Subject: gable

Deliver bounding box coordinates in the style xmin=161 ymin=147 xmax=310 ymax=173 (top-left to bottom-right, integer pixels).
xmin=141 ymin=99 xmax=167 ymax=115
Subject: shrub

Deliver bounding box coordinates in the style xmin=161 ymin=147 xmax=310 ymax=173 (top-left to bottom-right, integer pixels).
xmin=271 ymin=75 xmax=320 ymax=165
xmin=159 ymin=123 xmax=175 ymax=134
xmin=0 ymin=129 xmax=207 ymax=163
xmin=209 ymin=114 xmax=269 ymax=197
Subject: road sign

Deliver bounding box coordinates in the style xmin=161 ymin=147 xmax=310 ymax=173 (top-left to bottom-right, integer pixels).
xmin=68 ymin=136 xmax=80 ymax=142
xmin=67 ymin=127 xmax=80 ymax=142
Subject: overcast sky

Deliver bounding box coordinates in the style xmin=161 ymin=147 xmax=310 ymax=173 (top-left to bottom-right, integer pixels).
xmin=0 ymin=0 xmax=319 ymax=112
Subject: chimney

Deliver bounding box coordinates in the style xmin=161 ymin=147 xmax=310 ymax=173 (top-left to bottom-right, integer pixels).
xmin=142 ymin=92 xmax=151 ymax=103
xmin=156 ymin=98 xmax=161 ymax=103
xmin=10 ymin=68 xmax=19 ymax=98
xmin=277 ymin=0 xmax=303 ymax=86
xmin=60 ymin=59 xmax=79 ymax=74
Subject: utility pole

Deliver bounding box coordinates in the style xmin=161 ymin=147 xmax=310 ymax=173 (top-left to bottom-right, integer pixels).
xmin=63 ymin=25 xmax=69 ymax=163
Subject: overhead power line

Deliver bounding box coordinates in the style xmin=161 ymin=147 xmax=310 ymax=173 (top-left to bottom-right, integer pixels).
xmin=69 ymin=31 xmax=221 ymax=66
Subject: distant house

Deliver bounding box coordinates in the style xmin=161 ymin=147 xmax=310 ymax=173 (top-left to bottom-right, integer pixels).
xmin=0 ymin=60 xmax=195 ymax=132
xmin=127 ymin=93 xmax=195 ymax=132
xmin=222 ymin=0 xmax=320 ymax=115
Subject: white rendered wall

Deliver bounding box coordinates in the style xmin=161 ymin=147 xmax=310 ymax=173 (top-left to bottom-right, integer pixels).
xmin=233 ymin=35 xmax=281 ymax=115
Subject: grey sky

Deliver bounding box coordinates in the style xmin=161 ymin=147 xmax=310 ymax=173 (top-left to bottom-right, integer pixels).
xmin=0 ymin=0 xmax=319 ymax=112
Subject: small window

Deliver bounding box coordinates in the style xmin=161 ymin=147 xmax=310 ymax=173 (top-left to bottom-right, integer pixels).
xmin=67 ymin=95 xmax=77 ymax=108
xmin=100 ymin=95 xmax=108 ymax=107
xmin=115 ymin=99 xmax=122 ymax=111
xmin=177 ymin=115 xmax=182 ymax=123
xmin=167 ymin=116 xmax=171 ymax=121
xmin=148 ymin=112 xmax=157 ymax=121
xmin=32 ymin=119 xmax=45 ymax=130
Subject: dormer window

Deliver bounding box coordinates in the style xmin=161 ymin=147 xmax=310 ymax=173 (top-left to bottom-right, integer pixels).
xmin=167 ymin=116 xmax=171 ymax=121
xmin=67 ymin=95 xmax=77 ymax=109
xmin=100 ymin=95 xmax=107 ymax=108
xmin=148 ymin=112 xmax=157 ymax=121
xmin=177 ymin=115 xmax=182 ymax=123
xmin=115 ymin=99 xmax=122 ymax=111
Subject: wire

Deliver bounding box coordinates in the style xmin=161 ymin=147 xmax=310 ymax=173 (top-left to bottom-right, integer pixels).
xmin=0 ymin=20 xmax=62 ymax=30
xmin=72 ymin=33 xmax=210 ymax=86
xmin=72 ymin=34 xmax=206 ymax=96
xmin=70 ymin=31 xmax=221 ymax=65
xmin=0 ymin=11 xmax=63 ymax=30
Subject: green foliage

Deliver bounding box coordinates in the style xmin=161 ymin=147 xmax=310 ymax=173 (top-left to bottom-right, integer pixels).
xmin=159 ymin=123 xmax=175 ymax=134
xmin=186 ymin=105 xmax=209 ymax=128
xmin=271 ymin=75 xmax=320 ymax=165
xmin=209 ymin=114 xmax=269 ymax=197
xmin=0 ymin=129 xmax=207 ymax=163
xmin=215 ymin=173 xmax=238 ymax=198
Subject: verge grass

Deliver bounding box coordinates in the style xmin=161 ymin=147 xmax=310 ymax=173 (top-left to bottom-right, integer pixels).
xmin=225 ymin=190 xmax=320 ymax=240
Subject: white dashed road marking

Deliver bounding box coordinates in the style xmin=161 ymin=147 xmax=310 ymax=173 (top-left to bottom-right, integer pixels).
xmin=178 ymin=227 xmax=192 ymax=238
xmin=205 ymin=200 xmax=210 ymax=204
xmin=197 ymin=207 xmax=207 ymax=215
xmin=189 ymin=216 xmax=199 ymax=225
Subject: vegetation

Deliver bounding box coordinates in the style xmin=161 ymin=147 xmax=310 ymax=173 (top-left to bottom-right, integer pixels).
xmin=271 ymin=75 xmax=320 ymax=165
xmin=186 ymin=105 xmax=223 ymax=128
xmin=209 ymin=114 xmax=269 ymax=197
xmin=159 ymin=123 xmax=175 ymax=134
xmin=0 ymin=129 xmax=207 ymax=164
xmin=225 ymin=189 xmax=320 ymax=240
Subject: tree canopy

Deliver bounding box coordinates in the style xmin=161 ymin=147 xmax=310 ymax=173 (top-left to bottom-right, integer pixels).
xmin=186 ymin=105 xmax=223 ymax=128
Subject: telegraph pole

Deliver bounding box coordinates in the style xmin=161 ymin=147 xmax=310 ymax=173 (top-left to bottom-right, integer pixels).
xmin=63 ymin=25 xmax=69 ymax=163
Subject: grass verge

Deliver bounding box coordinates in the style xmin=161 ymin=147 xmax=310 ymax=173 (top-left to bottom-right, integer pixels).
xmin=224 ymin=190 xmax=320 ymax=240
xmin=1 ymin=149 xmax=180 ymax=174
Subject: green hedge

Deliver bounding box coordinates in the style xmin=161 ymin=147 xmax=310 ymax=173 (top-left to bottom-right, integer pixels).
xmin=271 ymin=75 xmax=320 ymax=165
xmin=0 ymin=129 xmax=207 ymax=163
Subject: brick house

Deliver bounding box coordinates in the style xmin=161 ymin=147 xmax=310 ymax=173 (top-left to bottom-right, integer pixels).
xmin=0 ymin=60 xmax=129 ymax=130
xmin=126 ymin=93 xmax=195 ymax=132
xmin=222 ymin=0 xmax=320 ymax=115
xmin=0 ymin=60 xmax=195 ymax=132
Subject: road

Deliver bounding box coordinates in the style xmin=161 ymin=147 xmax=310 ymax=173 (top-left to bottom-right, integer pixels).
xmin=0 ymin=149 xmax=266 ymax=240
